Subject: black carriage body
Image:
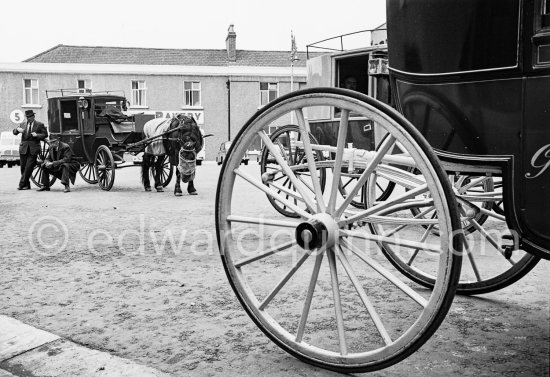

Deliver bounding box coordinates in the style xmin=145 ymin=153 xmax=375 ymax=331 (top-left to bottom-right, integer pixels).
xmin=47 ymin=93 xmax=152 ymax=163
xmin=387 ymin=0 xmax=550 ymax=257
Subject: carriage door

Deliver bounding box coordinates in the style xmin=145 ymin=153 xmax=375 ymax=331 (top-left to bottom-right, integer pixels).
xmin=78 ymin=98 xmax=94 ymax=134
xmin=520 ymin=0 xmax=550 ymax=250
xmin=336 ymin=53 xmax=377 ymax=150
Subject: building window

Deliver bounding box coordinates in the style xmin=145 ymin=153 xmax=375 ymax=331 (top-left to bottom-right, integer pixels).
xmin=131 ymin=80 xmax=147 ymax=107
xmin=260 ymin=82 xmax=278 ymax=106
xmin=24 ymin=79 xmax=39 ymax=105
xmin=77 ymin=79 xmax=92 ymax=93
xmin=184 ymin=81 xmax=201 ymax=107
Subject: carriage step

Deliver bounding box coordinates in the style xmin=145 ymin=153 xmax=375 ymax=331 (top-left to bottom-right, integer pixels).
xmin=501 ymin=234 xmax=519 ymax=259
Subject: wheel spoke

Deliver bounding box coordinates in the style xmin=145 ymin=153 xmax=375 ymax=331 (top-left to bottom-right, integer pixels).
xmin=340 ymin=184 xmax=429 ymax=227
xmin=328 ymin=109 xmax=350 ymax=213
xmin=258 ymin=131 xmax=316 ymax=213
xmin=327 ymin=248 xmax=347 ymax=355
xmin=462 ymin=235 xmax=482 ymax=282
xmin=32 ymin=167 xmax=40 ymax=181
xmin=335 ymin=135 xmax=396 ymax=217
xmin=295 ymin=252 xmax=324 ymax=343
xmin=296 ymin=174 xmax=316 ymax=193
xmin=234 ymin=240 xmax=296 ymax=268
xmin=383 ymin=206 xmax=436 ymax=237
xmin=336 ymin=245 xmax=392 ymax=345
xmin=235 ymin=168 xmax=311 ymax=218
xmin=479 ymin=206 xmax=505 ymax=221
xmin=470 ymin=218 xmax=516 ymax=265
xmin=407 ymin=216 xmax=437 ymax=265
xmin=268 ymin=181 xmax=308 ymax=203
xmin=295 ymin=108 xmax=326 ymax=212
xmin=342 ymin=239 xmax=428 ymax=307
xmin=341 ymin=229 xmax=442 ymax=254
xmin=458 ymin=176 xmax=490 ymax=194
xmin=258 ymin=250 xmax=312 ymax=310
xmin=227 ymin=215 xmax=299 ymax=228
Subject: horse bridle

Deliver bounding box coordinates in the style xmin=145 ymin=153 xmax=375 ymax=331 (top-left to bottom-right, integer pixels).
xmin=167 ymin=115 xmax=195 ymax=152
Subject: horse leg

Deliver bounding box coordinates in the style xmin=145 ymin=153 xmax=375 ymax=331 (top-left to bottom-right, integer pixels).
xmin=154 ymin=156 xmax=164 ymax=192
xmin=187 ymin=180 xmax=197 ymax=195
xmin=141 ymin=154 xmax=152 ymax=191
xmin=174 ymin=166 xmax=183 ymax=196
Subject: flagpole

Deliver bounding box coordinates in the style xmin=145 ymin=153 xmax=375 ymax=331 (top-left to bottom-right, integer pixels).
xmin=290 ymin=31 xmax=297 ymax=124
xmin=290 ymin=59 xmax=294 ymax=124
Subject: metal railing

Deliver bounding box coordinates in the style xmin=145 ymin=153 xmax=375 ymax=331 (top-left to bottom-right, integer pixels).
xmin=306 ymin=28 xmax=387 ymax=59
xmin=46 ymin=89 xmax=126 ymax=98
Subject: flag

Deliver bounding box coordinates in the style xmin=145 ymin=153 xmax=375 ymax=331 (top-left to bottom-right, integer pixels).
xmin=290 ymin=31 xmax=299 ymax=62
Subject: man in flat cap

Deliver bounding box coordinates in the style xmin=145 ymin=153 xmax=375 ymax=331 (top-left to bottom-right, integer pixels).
xmin=37 ymin=134 xmax=80 ymax=193
xmin=13 ymin=109 xmax=48 ymax=190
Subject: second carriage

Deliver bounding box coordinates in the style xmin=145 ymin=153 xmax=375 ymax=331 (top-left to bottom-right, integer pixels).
xmin=32 ymin=90 xmax=174 ymax=191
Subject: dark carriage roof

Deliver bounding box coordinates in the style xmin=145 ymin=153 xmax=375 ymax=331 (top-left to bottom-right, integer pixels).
xmin=24 ymin=44 xmax=319 ymax=67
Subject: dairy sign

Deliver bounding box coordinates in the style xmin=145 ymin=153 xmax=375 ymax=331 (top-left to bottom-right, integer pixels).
xmin=129 ymin=110 xmax=204 ymax=125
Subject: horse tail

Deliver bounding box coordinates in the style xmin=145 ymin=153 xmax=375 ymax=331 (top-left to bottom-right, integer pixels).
xmin=141 ymin=153 xmax=157 ymax=186
xmin=141 ymin=153 xmax=149 ymax=186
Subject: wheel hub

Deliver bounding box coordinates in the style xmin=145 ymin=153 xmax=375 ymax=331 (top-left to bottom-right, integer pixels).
xmin=295 ymin=213 xmax=339 ymax=250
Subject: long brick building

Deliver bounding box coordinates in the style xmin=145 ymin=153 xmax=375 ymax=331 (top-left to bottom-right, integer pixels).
xmin=0 ymin=25 xmax=314 ymax=159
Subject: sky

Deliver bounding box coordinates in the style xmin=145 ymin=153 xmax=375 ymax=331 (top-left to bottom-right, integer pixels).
xmin=0 ymin=0 xmax=386 ymax=62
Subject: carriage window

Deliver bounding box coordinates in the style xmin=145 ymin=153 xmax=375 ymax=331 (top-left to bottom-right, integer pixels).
xmin=23 ymin=79 xmax=39 ymax=105
xmin=542 ymin=0 xmax=550 ymax=28
xmin=77 ymin=79 xmax=92 ymax=94
xmin=260 ymin=82 xmax=278 ymax=106
xmin=131 ymin=80 xmax=147 ymax=107
xmin=184 ymin=81 xmax=201 ymax=107
xmin=60 ymin=100 xmax=78 ymax=132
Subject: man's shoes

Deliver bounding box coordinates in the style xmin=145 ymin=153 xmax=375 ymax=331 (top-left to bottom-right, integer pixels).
xmin=64 ymin=185 xmax=70 ymax=193
xmin=37 ymin=186 xmax=50 ymax=191
xmin=18 ymin=185 xmax=31 ymax=190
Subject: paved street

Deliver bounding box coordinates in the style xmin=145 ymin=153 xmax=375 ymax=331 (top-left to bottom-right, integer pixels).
xmin=0 ymin=162 xmax=548 ymax=376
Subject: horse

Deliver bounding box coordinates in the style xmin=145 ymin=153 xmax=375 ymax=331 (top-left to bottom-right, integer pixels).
xmin=141 ymin=114 xmax=203 ymax=196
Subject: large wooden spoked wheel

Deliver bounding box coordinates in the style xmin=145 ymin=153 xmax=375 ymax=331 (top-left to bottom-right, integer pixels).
xmin=369 ymin=173 xmax=540 ymax=295
xmin=260 ymin=124 xmax=326 ymax=218
xmin=94 ymin=145 xmax=115 ymax=191
xmin=215 ymin=88 xmax=462 ymax=373
xmin=78 ymin=162 xmax=98 ymax=184
xmin=30 ymin=140 xmax=57 ymax=188
xmin=155 ymin=155 xmax=173 ymax=188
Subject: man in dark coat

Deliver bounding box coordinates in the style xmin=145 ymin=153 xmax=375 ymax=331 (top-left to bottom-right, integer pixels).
xmin=12 ymin=109 xmax=48 ymax=190
xmin=37 ymin=135 xmax=80 ymax=193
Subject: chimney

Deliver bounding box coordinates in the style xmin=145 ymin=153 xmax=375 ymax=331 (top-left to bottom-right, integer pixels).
xmin=226 ymin=24 xmax=236 ymax=62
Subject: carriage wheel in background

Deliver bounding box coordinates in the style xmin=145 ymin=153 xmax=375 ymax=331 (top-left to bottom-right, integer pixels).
xmin=368 ymin=173 xmax=540 ymax=295
xmin=216 ymin=89 xmax=462 ymax=372
xmin=337 ymin=134 xmax=402 ymax=209
xmin=156 ymin=155 xmax=173 ymax=188
xmin=260 ymin=124 xmax=326 ymax=218
xmin=94 ymin=145 xmax=115 ymax=191
xmin=79 ymin=162 xmax=98 ymax=184
xmin=338 ymin=171 xmax=395 ymax=209
xmin=31 ymin=140 xmax=57 ymax=188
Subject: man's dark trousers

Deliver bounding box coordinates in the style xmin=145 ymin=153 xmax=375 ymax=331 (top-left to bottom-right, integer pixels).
xmin=19 ymin=153 xmax=37 ymax=188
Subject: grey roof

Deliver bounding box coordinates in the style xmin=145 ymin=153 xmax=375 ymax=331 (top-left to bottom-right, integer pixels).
xmin=24 ymin=44 xmax=318 ymax=67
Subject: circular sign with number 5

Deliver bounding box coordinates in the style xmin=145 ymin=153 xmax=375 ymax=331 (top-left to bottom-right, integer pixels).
xmin=10 ymin=109 xmax=25 ymax=124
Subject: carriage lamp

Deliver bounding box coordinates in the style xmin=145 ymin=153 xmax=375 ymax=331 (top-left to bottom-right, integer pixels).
xmin=77 ymin=97 xmax=89 ymax=109
xmin=368 ymin=57 xmax=389 ymax=76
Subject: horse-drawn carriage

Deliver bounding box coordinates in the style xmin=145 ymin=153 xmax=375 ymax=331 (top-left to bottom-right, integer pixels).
xmin=31 ymin=90 xmax=197 ymax=192
xmin=215 ymin=0 xmax=549 ymax=372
